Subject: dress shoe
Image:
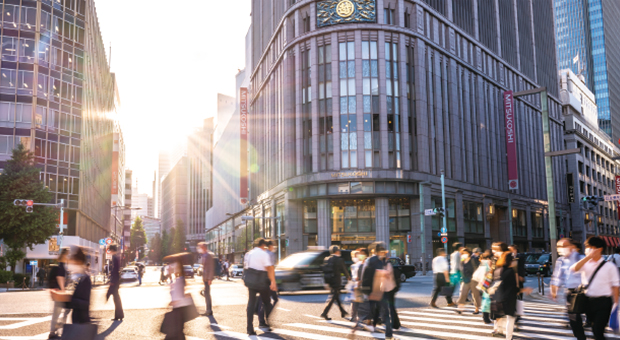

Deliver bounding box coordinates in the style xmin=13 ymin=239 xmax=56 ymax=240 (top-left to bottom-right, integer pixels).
xmin=248 ymin=331 xmax=257 ymax=336
xmin=320 ymin=314 xmax=332 ymax=321
xmin=341 ymin=311 xmax=349 ymax=318
xmin=429 ymin=302 xmax=438 ymax=308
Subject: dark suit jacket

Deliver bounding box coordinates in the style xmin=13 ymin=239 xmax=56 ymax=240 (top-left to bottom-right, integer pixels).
xmin=514 ymin=255 xmax=525 ymax=288
xmin=201 ymin=251 xmax=215 ymax=283
xmin=110 ymin=254 xmax=121 ymax=284
xmin=326 ymin=254 xmax=350 ymax=288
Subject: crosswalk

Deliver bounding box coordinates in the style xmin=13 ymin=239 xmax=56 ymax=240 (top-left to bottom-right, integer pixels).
xmin=205 ymin=301 xmax=620 ymax=340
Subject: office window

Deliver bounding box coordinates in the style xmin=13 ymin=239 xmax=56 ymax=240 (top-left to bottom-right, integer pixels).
xmin=407 ymin=44 xmax=417 ymax=170
xmin=318 ymin=43 xmax=333 ymax=170
xmin=464 ymin=201 xmax=484 ymax=234
xmin=0 ymin=69 xmax=16 ymax=88
xmin=389 ymin=198 xmax=410 ymax=231
xmin=340 ymin=41 xmax=357 ymax=169
xmin=362 ymin=40 xmax=379 ymax=168
xmin=20 ymin=6 xmax=36 ymax=30
xmin=3 ymin=5 xmax=18 ymax=26
xmin=302 ymin=48 xmax=312 ymax=173
xmin=532 ymin=212 xmax=543 ymax=238
xmin=384 ymin=8 xmax=395 ymax=25
xmin=386 ymin=41 xmax=401 ymax=168
xmin=512 ymin=209 xmax=526 ymax=237
xmin=1 ymin=36 xmax=17 ymax=61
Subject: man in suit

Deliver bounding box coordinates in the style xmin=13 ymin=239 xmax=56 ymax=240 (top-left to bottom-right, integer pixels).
xmin=106 ymin=244 xmax=124 ymax=321
xmin=320 ymin=245 xmax=351 ymax=320
xmin=198 ymin=242 xmax=215 ymax=316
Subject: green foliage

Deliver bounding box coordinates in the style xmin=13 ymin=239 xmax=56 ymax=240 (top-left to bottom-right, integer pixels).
xmin=171 ymin=220 xmax=187 ymax=254
xmin=0 ymin=144 xmax=57 ymax=269
xmin=5 ymin=248 xmax=25 ymax=274
xmin=148 ymin=232 xmax=162 ymax=264
xmin=0 ymin=257 xmax=6 ymax=271
xmin=130 ymin=216 xmax=147 ymax=257
xmin=0 ymin=270 xmax=12 ymax=283
xmin=13 ymin=273 xmax=30 ymax=286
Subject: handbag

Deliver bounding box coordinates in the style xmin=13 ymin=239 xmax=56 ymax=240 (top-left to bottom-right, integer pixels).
xmin=516 ymin=299 xmax=524 ymax=316
xmin=160 ymin=309 xmax=182 ymax=335
xmin=380 ymin=265 xmax=397 ymax=292
xmin=181 ymin=300 xmax=199 ymax=322
xmin=567 ymin=261 xmax=606 ymax=314
xmin=61 ymin=323 xmax=97 ymax=340
xmin=242 ymin=251 xmax=269 ymax=290
xmin=439 ymin=285 xmax=453 ymax=296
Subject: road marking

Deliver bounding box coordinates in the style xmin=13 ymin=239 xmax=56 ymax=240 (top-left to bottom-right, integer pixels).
xmin=277 ymin=307 xmax=291 ymax=311
xmin=210 ymin=323 xmax=231 ymax=329
xmin=0 ymin=316 xmax=51 ymax=330
xmin=304 ymin=314 xmax=321 ymax=319
xmin=0 ymin=333 xmax=49 ymax=340
xmin=400 ymin=311 xmax=567 ymax=327
xmin=286 ymin=322 xmax=434 ymax=340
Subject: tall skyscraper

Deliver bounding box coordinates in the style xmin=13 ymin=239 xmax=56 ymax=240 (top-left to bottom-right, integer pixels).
xmin=554 ymin=0 xmax=620 ymax=140
xmin=157 ymin=150 xmax=171 ymax=219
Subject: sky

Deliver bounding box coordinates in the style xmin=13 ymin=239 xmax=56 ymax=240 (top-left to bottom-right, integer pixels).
xmin=94 ymin=0 xmax=252 ymax=196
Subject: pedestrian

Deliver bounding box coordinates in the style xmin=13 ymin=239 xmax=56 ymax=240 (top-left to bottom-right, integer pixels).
xmin=160 ymin=264 xmax=168 ymax=285
xmin=609 ymin=246 xmax=620 ymax=270
xmin=37 ymin=266 xmax=46 ymax=287
xmin=105 ymin=244 xmax=124 ymax=322
xmin=197 ymin=242 xmax=215 ymax=316
xmin=137 ymin=263 xmax=143 ymax=286
xmin=508 ymin=244 xmax=525 ymax=324
xmin=48 ymin=248 xmax=70 ymax=339
xmin=258 ymin=240 xmax=279 ymax=328
xmin=457 ymin=247 xmax=481 ymax=314
xmin=352 ymin=242 xmax=395 ymax=340
xmin=570 ymin=236 xmax=620 ymax=340
xmin=550 ymin=238 xmax=586 ymax=340
xmin=489 ymin=242 xmax=518 ymax=339
xmin=223 ymin=259 xmax=230 ymax=281
xmin=450 ymin=242 xmax=463 ymax=291
xmin=385 ymin=254 xmax=401 ymax=330
xmin=472 ymin=248 xmax=482 ymax=262
xmin=474 ymin=250 xmax=493 ymax=324
xmin=50 ymin=247 xmax=92 ymax=324
xmin=320 ymin=245 xmax=352 ymax=320
xmin=348 ymin=249 xmax=366 ymax=323
xmin=243 ymin=238 xmax=277 ymax=335
xmin=160 ymin=253 xmax=198 ymax=340
xmin=430 ymin=248 xmax=454 ymax=308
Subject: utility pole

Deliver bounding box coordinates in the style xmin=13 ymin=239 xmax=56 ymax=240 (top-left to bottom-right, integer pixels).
xmin=441 ymin=170 xmax=448 ymax=256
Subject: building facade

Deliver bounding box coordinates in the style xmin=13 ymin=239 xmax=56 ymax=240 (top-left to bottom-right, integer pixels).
xmin=219 ymin=0 xmax=570 ymax=265
xmin=131 ymin=192 xmax=148 ymax=220
xmin=142 ymin=216 xmax=162 ymax=243
xmin=554 ymin=0 xmax=620 ymax=141
xmin=123 ymin=169 xmax=132 ymax=255
xmin=161 ymin=157 xmax=188 ymax=233
xmin=157 ymin=150 xmax=171 ymax=219
xmin=560 ymin=69 xmax=620 ymax=248
xmin=0 ymin=0 xmax=121 ymax=273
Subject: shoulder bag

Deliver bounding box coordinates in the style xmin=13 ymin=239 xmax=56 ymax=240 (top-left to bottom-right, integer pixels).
xmin=242 ymin=251 xmax=270 ymax=291
xmin=567 ymin=260 xmax=606 ymax=314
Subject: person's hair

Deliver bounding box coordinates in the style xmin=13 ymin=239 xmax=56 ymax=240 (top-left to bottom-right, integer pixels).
xmin=509 ymin=244 xmax=519 ymax=252
xmin=460 ymin=247 xmax=472 ymax=255
xmin=351 ymin=250 xmax=358 ymax=258
xmin=436 ymin=248 xmax=446 ymax=256
xmin=72 ymin=247 xmax=87 ymax=264
xmin=266 ymin=239 xmax=276 ymax=247
xmin=472 ymin=248 xmax=482 ymax=254
xmin=58 ymin=247 xmax=70 ymax=261
xmin=254 ymin=238 xmax=267 ymax=248
xmin=329 ymin=245 xmax=340 ymax=254
xmin=481 ymin=250 xmax=492 ymax=260
xmin=615 ymin=247 xmax=620 ymax=254
xmin=585 ymin=236 xmax=605 ymax=249
xmin=358 ymin=248 xmax=369 ymax=256
xmin=492 ymin=242 xmax=509 ymax=252
xmin=108 ymin=244 xmax=118 ymax=252
xmin=452 ymin=242 xmax=462 ymax=250
xmin=572 ymin=239 xmax=582 ymax=251
xmin=368 ymin=242 xmax=386 ymax=254
xmin=496 ymin=251 xmax=513 ymax=267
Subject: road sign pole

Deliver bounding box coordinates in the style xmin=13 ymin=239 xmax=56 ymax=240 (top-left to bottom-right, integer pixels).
xmin=441 ymin=170 xmax=448 ymax=256
xmin=58 ymin=199 xmax=65 ymax=249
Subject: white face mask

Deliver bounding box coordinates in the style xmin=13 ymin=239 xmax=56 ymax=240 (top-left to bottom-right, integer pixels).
xmin=353 ymin=257 xmax=359 ymax=263
xmin=585 ymin=248 xmax=592 ymax=256
xmin=461 ymin=254 xmax=469 ymax=260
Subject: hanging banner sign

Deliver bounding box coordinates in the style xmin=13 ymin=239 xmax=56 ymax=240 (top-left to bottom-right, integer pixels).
xmin=616 ymin=175 xmax=620 ymax=219
xmin=567 ymin=173 xmax=575 ymax=203
xmin=504 ymin=91 xmax=519 ymax=190
xmin=240 ymin=87 xmax=249 ymax=205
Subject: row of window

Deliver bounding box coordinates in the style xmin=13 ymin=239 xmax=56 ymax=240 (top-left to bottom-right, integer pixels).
xmin=578 ymin=161 xmax=615 ymax=189
xmin=3 ymin=5 xmax=85 ymax=43
xmin=1 ymin=36 xmax=85 ymax=74
xmin=0 ymin=69 xmax=82 ymax=103
xmin=0 ymin=102 xmax=81 ymax=134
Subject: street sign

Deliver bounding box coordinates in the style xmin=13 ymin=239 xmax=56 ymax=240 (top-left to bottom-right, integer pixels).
xmin=424 ymin=209 xmax=436 ymax=216
xmin=105 ymin=238 xmax=112 ymax=245
xmin=441 ymin=237 xmax=448 ymax=244
xmin=559 ymin=234 xmax=564 ymax=239
xmin=406 ymin=234 xmax=412 ymax=243
xmin=441 ymin=233 xmax=448 ymax=237
xmin=106 ymin=248 xmax=112 ymax=254
xmin=604 ymin=194 xmax=620 ymax=201
xmin=437 ymin=233 xmax=441 ymax=237
xmin=29 ymin=260 xmax=37 ymax=266
xmin=440 ymin=227 xmax=447 ymax=233
xmin=99 ymin=239 xmax=106 ymax=246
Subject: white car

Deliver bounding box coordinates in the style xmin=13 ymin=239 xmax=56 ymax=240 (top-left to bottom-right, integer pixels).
xmin=229 ymin=264 xmax=243 ymax=277
xmin=120 ymin=268 xmax=138 ymax=281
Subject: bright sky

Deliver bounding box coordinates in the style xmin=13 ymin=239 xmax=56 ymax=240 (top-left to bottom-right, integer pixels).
xmin=95 ymin=0 xmax=252 ymax=196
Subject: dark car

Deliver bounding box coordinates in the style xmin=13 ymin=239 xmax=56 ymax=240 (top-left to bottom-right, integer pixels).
xmin=183 ymin=265 xmax=195 ymax=278
xmin=275 ymin=250 xmax=352 ymax=291
xmin=523 ymin=253 xmax=553 ymax=277
xmin=388 ymin=257 xmax=416 ymax=282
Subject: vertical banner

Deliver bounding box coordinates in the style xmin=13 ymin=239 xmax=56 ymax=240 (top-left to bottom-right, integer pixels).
xmin=616 ymin=175 xmax=620 ymax=219
xmin=240 ymin=88 xmax=249 ymax=205
xmin=504 ymin=91 xmax=519 ymax=189
xmin=111 ymin=151 xmax=118 ymax=195
xmin=566 ymin=173 xmax=575 ymax=203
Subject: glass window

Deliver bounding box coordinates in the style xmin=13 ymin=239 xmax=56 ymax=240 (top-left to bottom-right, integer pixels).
xmin=0 ymin=69 xmax=16 ymax=88
xmin=1 ymin=36 xmax=17 ymax=61
xmin=20 ymin=6 xmax=37 ymax=30
xmin=3 ymin=5 xmax=18 ymax=26
xmin=389 ymin=198 xmax=410 ymax=231
xmin=331 ymin=199 xmax=375 ymax=234
xmin=303 ymin=200 xmax=317 ymax=234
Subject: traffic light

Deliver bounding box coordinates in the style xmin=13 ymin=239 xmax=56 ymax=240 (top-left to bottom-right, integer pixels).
xmin=433 ymin=207 xmax=446 ymax=218
xmin=582 ymin=196 xmax=602 ymax=208
xmin=14 ymin=199 xmax=34 ymax=213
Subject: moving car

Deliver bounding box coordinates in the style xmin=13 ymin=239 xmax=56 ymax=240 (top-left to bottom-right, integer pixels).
xmin=387 ymin=257 xmax=416 ymax=282
xmin=275 ymin=250 xmax=352 ymax=291
xmin=183 ymin=265 xmax=195 ymax=278
xmin=229 ymin=264 xmax=243 ymax=277
xmin=120 ymin=267 xmax=139 ymax=282
xmin=523 ymin=253 xmax=553 ymax=277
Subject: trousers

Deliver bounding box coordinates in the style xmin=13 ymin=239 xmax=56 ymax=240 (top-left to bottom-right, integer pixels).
xmin=203 ymin=282 xmax=212 ymax=314
xmin=565 ymin=288 xmax=586 ymax=340
xmin=50 ymin=301 xmax=69 ymax=333
xmin=494 ymin=315 xmax=516 ymax=340
xmin=247 ymin=287 xmax=272 ymax=333
xmin=258 ymin=290 xmax=279 ymax=324
xmin=430 ymin=273 xmax=453 ymax=304
xmin=106 ymin=284 xmax=124 ymax=320
xmin=322 ymin=286 xmax=346 ymax=316
xmin=585 ymin=296 xmax=613 ymax=340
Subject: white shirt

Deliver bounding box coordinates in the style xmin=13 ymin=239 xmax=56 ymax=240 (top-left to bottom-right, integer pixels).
xmin=610 ymin=254 xmax=620 ymax=268
xmin=433 ymin=256 xmax=449 ymax=274
xmin=245 ymin=247 xmax=273 ymax=271
xmin=571 ymin=258 xmax=620 ymax=297
xmin=450 ymin=251 xmax=460 ymax=274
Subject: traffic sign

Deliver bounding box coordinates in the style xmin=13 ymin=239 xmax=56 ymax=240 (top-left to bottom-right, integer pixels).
xmin=406 ymin=234 xmax=412 ymax=243
xmin=440 ymin=227 xmax=447 ymax=233
xmin=437 ymin=233 xmax=441 ymax=237
xmin=99 ymin=239 xmax=106 ymax=246
xmin=106 ymin=248 xmax=112 ymax=254
xmin=105 ymin=238 xmax=112 ymax=245
xmin=441 ymin=233 xmax=448 ymax=237
xmin=441 ymin=237 xmax=448 ymax=244
xmin=29 ymin=260 xmax=37 ymax=266
xmin=605 ymin=194 xmax=620 ymax=201
xmin=424 ymin=209 xmax=436 ymax=216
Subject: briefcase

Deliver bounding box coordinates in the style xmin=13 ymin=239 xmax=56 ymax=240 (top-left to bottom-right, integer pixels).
xmin=61 ymin=323 xmax=97 ymax=340
xmin=439 ymin=285 xmax=453 ymax=296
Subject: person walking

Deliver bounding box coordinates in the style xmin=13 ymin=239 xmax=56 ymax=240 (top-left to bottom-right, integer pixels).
xmin=320 ymin=245 xmax=351 ymax=320
xmin=609 ymin=246 xmax=620 ymax=270
xmin=244 ymin=238 xmax=277 ymax=335
xmin=430 ymin=248 xmax=454 ymax=308
xmin=489 ymin=242 xmax=518 ymax=339
xmin=450 ymin=243 xmax=463 ymax=295
xmin=348 ymin=249 xmax=366 ymax=323
xmin=160 ymin=253 xmax=197 ymax=340
xmin=474 ymin=250 xmax=493 ymax=324
xmin=222 ymin=259 xmax=230 ymax=281
xmin=105 ymin=245 xmax=124 ymax=321
xmin=550 ymin=238 xmax=586 ymax=340
xmin=258 ymin=240 xmax=279 ymax=328
xmin=197 ymin=242 xmax=215 ymax=316
xmin=48 ymin=248 xmax=70 ymax=339
xmin=457 ymin=248 xmax=481 ymax=314
xmin=570 ymin=236 xmax=620 ymax=340
xmin=472 ymin=248 xmax=482 ymax=262
xmin=50 ymin=247 xmax=92 ymax=325
xmin=37 ymin=266 xmax=46 ymax=287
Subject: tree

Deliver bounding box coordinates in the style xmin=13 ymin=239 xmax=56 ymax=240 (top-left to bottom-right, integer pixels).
xmin=161 ymin=229 xmax=171 ymax=259
xmin=0 ymin=144 xmax=57 ymax=272
xmin=148 ymin=233 xmax=162 ymax=264
xmin=171 ymin=220 xmax=187 ymax=254
xmin=130 ymin=216 xmax=147 ymax=259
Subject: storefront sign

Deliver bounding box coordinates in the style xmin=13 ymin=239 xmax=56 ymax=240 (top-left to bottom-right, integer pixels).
xmin=566 ymin=173 xmax=575 ymax=203
xmin=330 ymin=171 xmax=369 ymax=178
xmin=616 ymin=175 xmax=620 ymax=219
xmin=48 ymin=237 xmax=59 ymax=255
xmin=240 ymin=87 xmax=249 ymax=205
xmin=503 ymin=91 xmax=519 ymax=189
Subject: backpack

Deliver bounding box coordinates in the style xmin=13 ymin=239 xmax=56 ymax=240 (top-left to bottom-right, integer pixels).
xmin=48 ymin=264 xmax=59 ymax=288
xmin=321 ymin=256 xmax=336 ymax=286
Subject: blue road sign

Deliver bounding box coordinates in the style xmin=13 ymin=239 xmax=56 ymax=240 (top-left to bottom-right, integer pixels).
xmin=437 ymin=232 xmax=441 ymax=237
xmin=440 ymin=227 xmax=447 ymax=233
xmin=99 ymin=239 xmax=106 ymax=246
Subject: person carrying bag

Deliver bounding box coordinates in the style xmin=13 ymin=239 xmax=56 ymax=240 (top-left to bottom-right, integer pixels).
xmin=243 ymin=238 xmax=277 ymax=336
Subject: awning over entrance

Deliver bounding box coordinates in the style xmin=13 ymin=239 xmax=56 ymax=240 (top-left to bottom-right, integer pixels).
xmin=603 ymin=236 xmax=613 ymax=247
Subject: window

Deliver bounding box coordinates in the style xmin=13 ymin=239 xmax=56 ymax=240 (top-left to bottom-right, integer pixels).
xmin=17 ymin=70 xmax=34 ymax=94
xmin=386 ymin=41 xmax=401 ymax=168
xmin=407 ymin=45 xmax=417 ymax=170
xmin=20 ymin=6 xmax=37 ymax=30
xmin=35 ymin=106 xmax=47 ymax=128
xmin=384 ymin=7 xmax=395 ymax=25
xmin=512 ymin=209 xmax=526 ymax=237
xmin=340 ymin=41 xmax=357 ymax=169
xmin=303 ymin=15 xmax=310 ymax=33
xmin=0 ymin=135 xmax=13 ymax=154
xmin=362 ymin=40 xmax=379 ymax=167
xmin=1 ymin=36 xmax=17 ymax=61
xmin=302 ymin=47 xmax=312 ymax=173
xmin=389 ymin=198 xmax=410 ymax=231
xmin=40 ymin=11 xmax=51 ymax=31
xmin=39 ymin=42 xmax=51 ymax=65
xmin=38 ymin=74 xmax=49 ymax=98
xmin=404 ymin=10 xmax=411 ymax=28
xmin=578 ymin=161 xmax=583 ymax=174
xmin=464 ymin=201 xmax=484 ymax=234
xmin=580 ymin=180 xmax=585 ymax=193
xmin=15 ymin=103 xmax=32 ymax=123
xmin=331 ymin=199 xmax=375 ymax=234
xmin=318 ymin=43 xmax=333 ymax=170
xmin=586 ymin=165 xmax=590 ymax=177
xmin=532 ymin=212 xmax=543 ymax=238
xmin=3 ymin=5 xmax=18 ymax=27
xmin=0 ymin=69 xmax=16 ymax=88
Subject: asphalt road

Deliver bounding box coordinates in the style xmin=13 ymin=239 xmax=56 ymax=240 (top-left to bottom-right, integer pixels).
xmin=0 ymin=267 xmax=580 ymax=340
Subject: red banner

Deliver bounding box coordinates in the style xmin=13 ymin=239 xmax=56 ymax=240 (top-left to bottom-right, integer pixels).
xmin=504 ymin=91 xmax=518 ymax=190
xmin=616 ymin=175 xmax=620 ymax=219
xmin=240 ymin=88 xmax=249 ymax=204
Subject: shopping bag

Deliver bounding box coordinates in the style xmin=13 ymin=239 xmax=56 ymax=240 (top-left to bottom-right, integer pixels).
xmin=515 ymin=300 xmax=524 ymax=316
xmin=610 ymin=303 xmax=619 ymax=333
xmin=61 ymin=323 xmax=97 ymax=340
xmin=450 ymin=272 xmax=461 ymax=286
